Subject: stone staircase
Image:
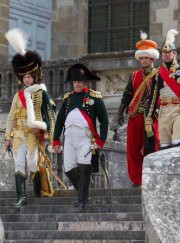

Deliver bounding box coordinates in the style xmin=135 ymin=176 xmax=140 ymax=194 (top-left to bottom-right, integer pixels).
xmin=0 ymin=188 xmax=145 ymax=242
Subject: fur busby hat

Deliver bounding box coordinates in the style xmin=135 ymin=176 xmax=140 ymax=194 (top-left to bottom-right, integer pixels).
xmin=5 ymin=28 xmax=42 ymax=82
xmin=162 ymin=29 xmax=178 ymax=53
xmin=135 ymin=31 xmax=159 ymax=60
xmin=65 ymin=63 xmax=100 ymax=82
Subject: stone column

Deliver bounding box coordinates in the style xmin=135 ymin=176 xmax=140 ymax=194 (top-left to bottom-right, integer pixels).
xmin=0 ymin=0 xmax=9 ymax=65
xmin=51 ymin=0 xmax=88 ymax=59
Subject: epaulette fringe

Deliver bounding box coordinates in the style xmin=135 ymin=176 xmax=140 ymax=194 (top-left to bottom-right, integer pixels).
xmin=89 ymin=89 xmax=102 ymax=98
xmin=63 ymin=93 xmax=70 ymax=100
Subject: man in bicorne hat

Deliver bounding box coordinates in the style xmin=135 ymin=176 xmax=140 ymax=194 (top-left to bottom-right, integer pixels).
xmin=117 ymin=32 xmax=160 ymax=186
xmin=148 ymin=29 xmax=180 ymax=149
xmin=53 ymin=63 xmax=109 ymax=212
xmin=4 ymin=29 xmax=56 ymax=207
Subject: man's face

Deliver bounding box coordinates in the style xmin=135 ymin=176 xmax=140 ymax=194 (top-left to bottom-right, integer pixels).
xmin=161 ymin=50 xmax=176 ymax=63
xmin=23 ymin=74 xmax=34 ymax=87
xmin=73 ymin=81 xmax=86 ymax=92
xmin=139 ymin=57 xmax=155 ymax=68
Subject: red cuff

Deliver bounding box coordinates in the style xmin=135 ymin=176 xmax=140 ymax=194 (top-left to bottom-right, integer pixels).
xmin=53 ymin=140 xmax=61 ymax=147
xmin=96 ymin=138 xmax=105 ymax=148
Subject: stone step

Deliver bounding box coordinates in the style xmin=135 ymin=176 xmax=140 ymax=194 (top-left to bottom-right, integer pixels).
xmin=4 ymin=240 xmax=145 ymax=243
xmin=1 ymin=188 xmax=144 ymax=242
xmin=0 ymin=212 xmax=143 ymax=222
xmin=4 ymin=221 xmax=144 ymax=231
xmin=5 ymin=230 xmax=145 ymax=240
xmin=0 ymin=188 xmax=141 ymax=198
xmin=0 ymin=204 xmax=142 ymax=214
xmin=57 ymin=221 xmax=144 ymax=231
xmin=0 ymin=195 xmax=141 ymax=206
xmin=4 ymin=222 xmax=58 ymax=231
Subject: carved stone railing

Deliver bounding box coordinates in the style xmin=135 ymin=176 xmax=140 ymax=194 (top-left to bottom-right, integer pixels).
xmin=142 ymin=147 xmax=180 ymax=243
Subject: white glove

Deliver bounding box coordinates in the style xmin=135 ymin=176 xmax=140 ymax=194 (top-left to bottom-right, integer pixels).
xmin=91 ymin=143 xmax=97 ymax=150
xmin=47 ymin=145 xmax=62 ymax=153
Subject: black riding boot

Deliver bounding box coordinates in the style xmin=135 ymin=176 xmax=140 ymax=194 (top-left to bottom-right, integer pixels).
xmin=65 ymin=167 xmax=80 ymax=191
xmin=32 ymin=171 xmax=41 ymax=197
xmin=74 ymin=164 xmax=92 ymax=213
xmin=12 ymin=173 xmax=27 ymax=207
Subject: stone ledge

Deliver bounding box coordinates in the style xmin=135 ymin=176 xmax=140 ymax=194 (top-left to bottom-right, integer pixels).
xmin=142 ymin=147 xmax=180 ymax=243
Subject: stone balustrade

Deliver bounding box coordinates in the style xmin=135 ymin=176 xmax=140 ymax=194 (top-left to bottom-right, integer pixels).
xmin=142 ymin=147 xmax=180 ymax=243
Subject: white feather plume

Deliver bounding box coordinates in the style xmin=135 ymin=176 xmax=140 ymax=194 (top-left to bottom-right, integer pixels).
xmin=5 ymin=28 xmax=29 ymax=56
xmin=140 ymin=31 xmax=148 ymax=41
xmin=165 ymin=29 xmax=179 ymax=45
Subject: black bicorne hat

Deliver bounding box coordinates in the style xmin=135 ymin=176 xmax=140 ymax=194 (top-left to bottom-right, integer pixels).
xmin=65 ymin=63 xmax=100 ymax=82
xmin=12 ymin=50 xmax=42 ymax=80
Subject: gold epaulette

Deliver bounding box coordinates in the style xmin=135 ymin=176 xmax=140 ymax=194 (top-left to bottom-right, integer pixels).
xmin=63 ymin=92 xmax=70 ymax=100
xmin=89 ymin=89 xmax=102 ymax=98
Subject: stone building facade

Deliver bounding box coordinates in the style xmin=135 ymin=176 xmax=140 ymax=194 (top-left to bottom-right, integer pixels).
xmin=0 ymin=0 xmax=179 ymax=127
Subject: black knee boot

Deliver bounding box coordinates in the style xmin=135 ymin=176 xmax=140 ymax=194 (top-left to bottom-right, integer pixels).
xmin=74 ymin=164 xmax=92 ymax=213
xmin=32 ymin=171 xmax=41 ymax=197
xmin=65 ymin=167 xmax=80 ymax=191
xmin=12 ymin=173 xmax=27 ymax=207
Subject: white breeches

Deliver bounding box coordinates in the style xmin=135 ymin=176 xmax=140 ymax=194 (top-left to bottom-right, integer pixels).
xmin=64 ymin=125 xmax=92 ymax=172
xmin=159 ymin=104 xmax=180 ymax=146
xmin=12 ymin=130 xmax=39 ymax=176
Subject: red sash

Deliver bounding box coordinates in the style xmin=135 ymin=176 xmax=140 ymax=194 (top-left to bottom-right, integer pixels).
xmin=159 ymin=66 xmax=180 ymax=98
xmin=18 ymin=90 xmax=26 ymax=108
xmin=80 ymin=110 xmax=105 ymax=148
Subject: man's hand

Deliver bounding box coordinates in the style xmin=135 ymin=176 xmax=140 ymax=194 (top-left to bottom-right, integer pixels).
xmin=91 ymin=143 xmax=101 ymax=150
xmin=4 ymin=140 xmax=12 ymax=150
xmin=53 ymin=145 xmax=62 ymax=153
xmin=117 ymin=104 xmax=127 ymax=126
xmin=117 ymin=113 xmax=124 ymax=126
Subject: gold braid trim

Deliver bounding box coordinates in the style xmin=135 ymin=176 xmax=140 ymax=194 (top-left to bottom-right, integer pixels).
xmin=17 ymin=64 xmax=39 ymax=75
xmin=46 ymin=104 xmax=56 ymax=143
xmin=145 ymin=73 xmax=158 ymax=137
xmin=38 ymin=142 xmax=54 ymax=197
xmin=32 ymin=90 xmax=43 ymax=121
xmin=128 ymin=68 xmax=159 ymax=117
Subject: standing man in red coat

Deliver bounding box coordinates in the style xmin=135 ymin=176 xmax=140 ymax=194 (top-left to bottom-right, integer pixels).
xmin=117 ymin=32 xmax=160 ymax=186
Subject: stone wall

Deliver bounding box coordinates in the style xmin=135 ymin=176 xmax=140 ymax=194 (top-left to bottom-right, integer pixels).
xmin=0 ymin=0 xmax=9 ymax=65
xmin=51 ymin=0 xmax=180 ymax=61
xmin=150 ymin=0 xmax=180 ymax=47
xmin=51 ymin=0 xmax=88 ymax=59
xmin=0 ymin=127 xmax=15 ymax=190
xmin=142 ymin=147 xmax=180 ymax=243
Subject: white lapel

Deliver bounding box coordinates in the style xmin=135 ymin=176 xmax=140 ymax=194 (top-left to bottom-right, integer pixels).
xmin=24 ymin=84 xmax=47 ymax=131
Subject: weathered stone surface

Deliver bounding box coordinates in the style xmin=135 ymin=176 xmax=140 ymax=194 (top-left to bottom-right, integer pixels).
xmin=0 ymin=218 xmax=4 ymax=241
xmin=6 ymin=230 xmax=145 ymax=240
xmin=0 ymin=130 xmax=15 ymax=190
xmin=4 ymin=240 xmax=145 ymax=243
xmin=142 ymin=147 xmax=180 ymax=243
xmin=0 ymin=212 xmax=143 ymax=223
xmin=0 ymin=204 xmax=142 ymax=214
xmin=58 ymin=221 xmax=144 ymax=231
xmin=0 ymin=195 xmax=141 ymax=206
xmin=0 ymin=188 xmax=144 ymax=241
